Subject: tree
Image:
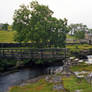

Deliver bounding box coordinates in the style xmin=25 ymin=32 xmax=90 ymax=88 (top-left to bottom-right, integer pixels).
xmin=2 ymin=23 xmax=9 ymax=31
xmin=13 ymin=1 xmax=69 ymax=48
xmin=8 ymin=25 xmax=12 ymax=31
xmin=69 ymin=23 xmax=87 ymax=35
xmin=74 ymin=31 xmax=85 ymax=40
xmin=69 ymin=23 xmax=88 ymax=40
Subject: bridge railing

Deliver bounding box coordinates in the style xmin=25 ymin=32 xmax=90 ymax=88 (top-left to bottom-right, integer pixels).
xmin=0 ymin=48 xmax=67 ymax=60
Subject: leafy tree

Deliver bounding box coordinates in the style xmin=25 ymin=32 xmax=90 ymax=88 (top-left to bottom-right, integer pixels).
xmin=13 ymin=1 xmax=69 ymax=48
xmin=69 ymin=24 xmax=77 ymax=35
xmin=74 ymin=31 xmax=85 ymax=40
xmin=69 ymin=23 xmax=87 ymax=35
xmin=88 ymin=29 xmax=92 ymax=34
xmin=2 ymin=23 xmax=9 ymax=31
xmin=69 ymin=23 xmax=87 ymax=40
xmin=8 ymin=25 xmax=12 ymax=31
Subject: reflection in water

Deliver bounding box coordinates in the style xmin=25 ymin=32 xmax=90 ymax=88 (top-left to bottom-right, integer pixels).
xmin=0 ymin=68 xmax=43 ymax=92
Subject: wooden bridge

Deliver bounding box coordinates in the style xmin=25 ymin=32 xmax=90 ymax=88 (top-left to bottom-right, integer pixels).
xmin=0 ymin=48 xmax=67 ymax=60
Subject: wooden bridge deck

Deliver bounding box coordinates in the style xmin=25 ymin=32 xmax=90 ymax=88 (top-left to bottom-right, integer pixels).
xmin=0 ymin=48 xmax=67 ymax=60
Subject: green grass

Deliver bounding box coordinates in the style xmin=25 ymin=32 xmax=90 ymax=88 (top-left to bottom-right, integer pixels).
xmin=0 ymin=30 xmax=16 ymax=43
xmin=9 ymin=79 xmax=61 ymax=92
xmin=66 ymin=44 xmax=92 ymax=51
xmin=66 ymin=34 xmax=80 ymax=43
xmin=63 ymin=76 xmax=92 ymax=92
xmin=9 ymin=64 xmax=92 ymax=92
xmin=66 ymin=35 xmax=74 ymax=39
xmin=70 ymin=64 xmax=92 ymax=72
xmin=10 ymin=75 xmax=92 ymax=92
xmin=66 ymin=44 xmax=92 ymax=57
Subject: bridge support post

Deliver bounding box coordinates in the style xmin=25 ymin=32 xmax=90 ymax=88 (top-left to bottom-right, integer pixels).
xmin=16 ymin=58 xmax=23 ymax=67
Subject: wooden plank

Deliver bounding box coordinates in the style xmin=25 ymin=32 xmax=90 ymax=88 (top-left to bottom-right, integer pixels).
xmin=0 ymin=48 xmax=67 ymax=60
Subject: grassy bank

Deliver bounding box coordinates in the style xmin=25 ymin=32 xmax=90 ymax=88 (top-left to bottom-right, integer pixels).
xmin=66 ymin=44 xmax=92 ymax=51
xmin=0 ymin=31 xmax=16 ymax=43
xmin=9 ymin=62 xmax=92 ymax=92
xmin=9 ymin=79 xmax=55 ymax=92
xmin=63 ymin=75 xmax=92 ymax=92
xmin=9 ymin=74 xmax=92 ymax=92
xmin=70 ymin=64 xmax=92 ymax=72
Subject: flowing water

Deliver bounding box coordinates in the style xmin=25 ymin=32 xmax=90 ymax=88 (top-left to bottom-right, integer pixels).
xmin=0 ymin=68 xmax=43 ymax=92
xmin=85 ymin=55 xmax=92 ymax=64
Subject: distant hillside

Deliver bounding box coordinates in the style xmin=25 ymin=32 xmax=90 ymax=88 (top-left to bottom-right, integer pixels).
xmin=0 ymin=31 xmax=16 ymax=43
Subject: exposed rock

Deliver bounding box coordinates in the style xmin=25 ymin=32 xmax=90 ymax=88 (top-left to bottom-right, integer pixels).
xmin=52 ymin=76 xmax=62 ymax=83
xmin=74 ymin=71 xmax=89 ymax=79
xmin=45 ymin=76 xmax=53 ymax=83
xmin=45 ymin=66 xmax=63 ymax=74
xmin=78 ymin=60 xmax=83 ymax=63
xmin=75 ymin=89 xmax=82 ymax=92
xmin=70 ymin=57 xmax=75 ymax=60
xmin=45 ymin=75 xmax=62 ymax=83
xmin=54 ymin=66 xmax=63 ymax=74
xmin=53 ymin=84 xmax=64 ymax=90
xmin=85 ymin=72 xmax=92 ymax=84
xmin=45 ymin=76 xmax=50 ymax=81
xmin=45 ymin=75 xmax=65 ymax=91
xmin=75 ymin=58 xmax=79 ymax=61
xmin=20 ymin=82 xmax=27 ymax=86
xmin=63 ymin=65 xmax=69 ymax=72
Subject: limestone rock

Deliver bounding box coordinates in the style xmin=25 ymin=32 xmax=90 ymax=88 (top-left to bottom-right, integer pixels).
xmin=52 ymin=76 xmax=62 ymax=83
xmin=53 ymin=84 xmax=64 ymax=90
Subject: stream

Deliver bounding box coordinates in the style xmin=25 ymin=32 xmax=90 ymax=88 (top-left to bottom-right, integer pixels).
xmin=0 ymin=68 xmax=43 ymax=92
xmin=0 ymin=55 xmax=92 ymax=92
xmin=85 ymin=55 xmax=92 ymax=64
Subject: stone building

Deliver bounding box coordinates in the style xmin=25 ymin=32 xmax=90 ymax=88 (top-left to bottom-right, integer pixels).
xmin=85 ymin=31 xmax=92 ymax=44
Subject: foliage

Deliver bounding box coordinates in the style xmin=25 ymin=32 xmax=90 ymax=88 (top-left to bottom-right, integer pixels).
xmin=2 ymin=23 xmax=9 ymax=31
xmin=8 ymin=25 xmax=12 ymax=31
xmin=69 ymin=23 xmax=87 ymax=40
xmin=74 ymin=30 xmax=85 ymax=40
xmin=13 ymin=1 xmax=69 ymax=48
xmin=0 ymin=58 xmax=17 ymax=71
xmin=88 ymin=29 xmax=92 ymax=33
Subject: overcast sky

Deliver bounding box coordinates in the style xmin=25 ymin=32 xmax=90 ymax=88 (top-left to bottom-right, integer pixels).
xmin=0 ymin=0 xmax=92 ymax=28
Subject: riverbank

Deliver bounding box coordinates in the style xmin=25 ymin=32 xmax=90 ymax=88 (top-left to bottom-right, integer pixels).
xmin=9 ymin=74 xmax=66 ymax=92
xmin=9 ymin=60 xmax=92 ymax=92
xmin=0 ymin=67 xmax=44 ymax=92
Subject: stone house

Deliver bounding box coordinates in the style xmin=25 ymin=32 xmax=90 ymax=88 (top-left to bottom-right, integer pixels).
xmin=85 ymin=31 xmax=92 ymax=44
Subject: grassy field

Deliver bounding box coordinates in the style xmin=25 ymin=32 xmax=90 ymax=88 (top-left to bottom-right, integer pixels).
xmin=0 ymin=30 xmax=16 ymax=43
